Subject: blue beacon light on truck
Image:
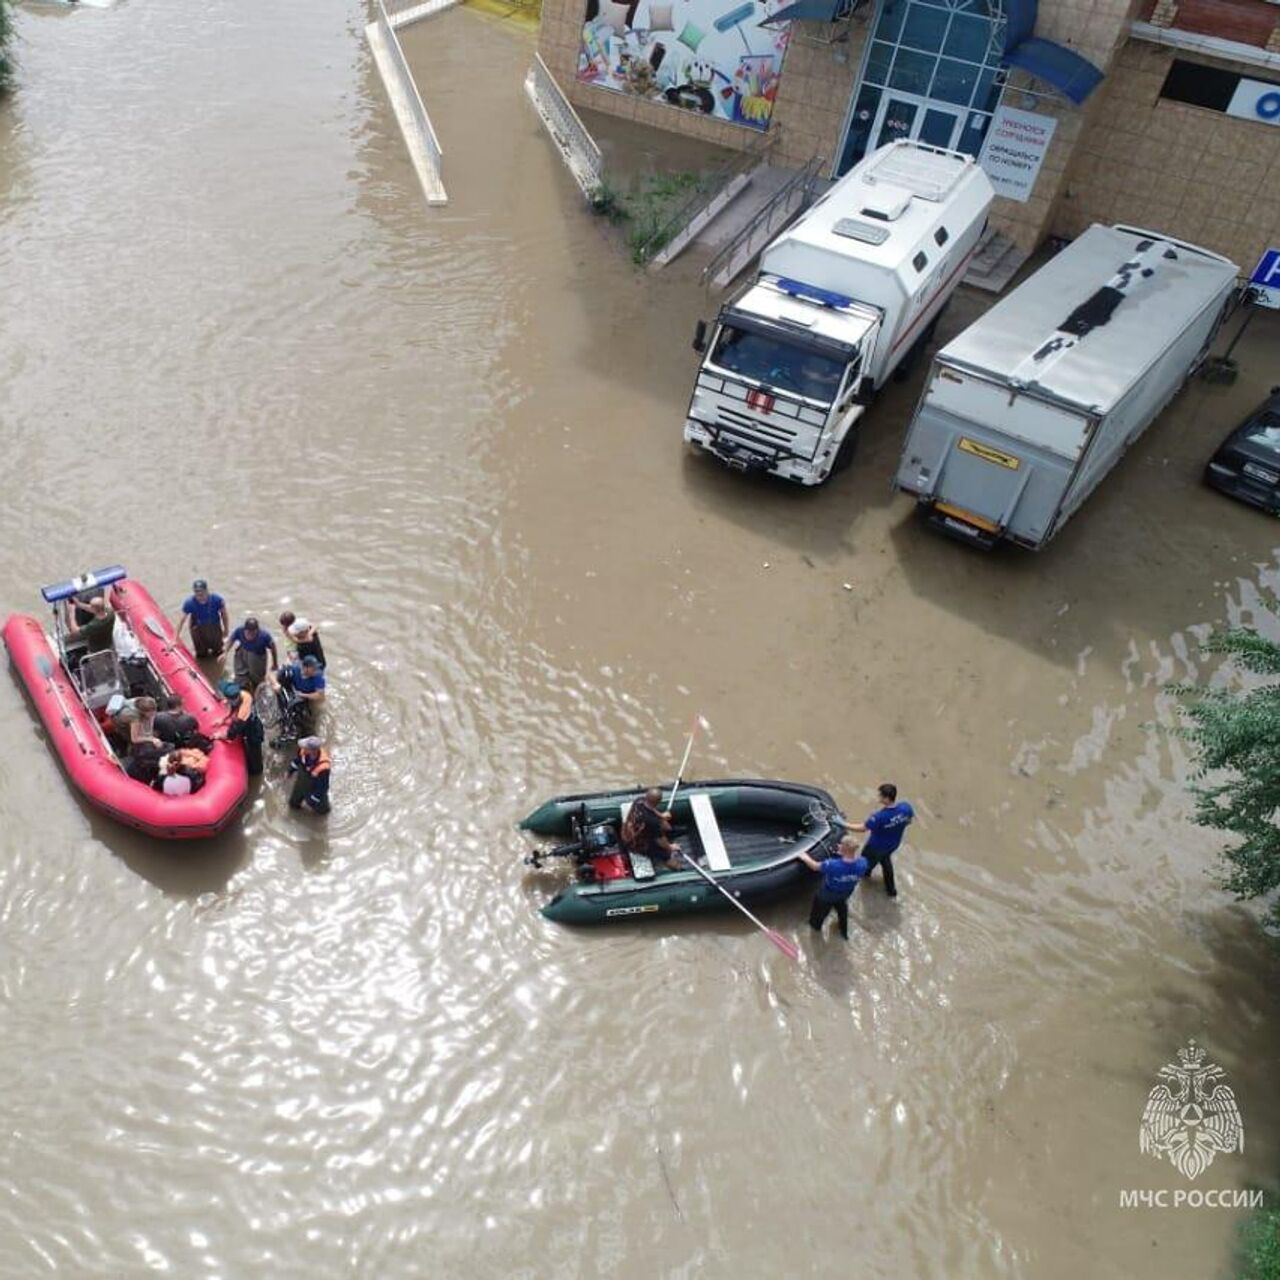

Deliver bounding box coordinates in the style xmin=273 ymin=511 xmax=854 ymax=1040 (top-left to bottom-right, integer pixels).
xmin=773 ymin=277 xmax=855 ymax=310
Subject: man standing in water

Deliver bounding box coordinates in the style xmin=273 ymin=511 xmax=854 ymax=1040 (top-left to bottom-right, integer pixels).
xmin=176 ymin=579 xmax=229 ymax=659
xmin=289 ymin=737 xmax=331 ymax=815
xmin=847 ymin=783 xmax=914 ymax=898
xmin=798 ymin=837 xmax=869 ymax=939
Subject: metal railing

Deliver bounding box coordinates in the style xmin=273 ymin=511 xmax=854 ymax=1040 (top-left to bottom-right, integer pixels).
xmin=632 ymin=128 xmax=780 ymax=269
xmin=368 ymin=0 xmax=447 ymax=205
xmin=526 ymin=53 xmax=603 ymax=198
xmin=384 ymin=0 xmax=462 ymax=28
xmin=701 ymin=155 xmax=825 ymax=291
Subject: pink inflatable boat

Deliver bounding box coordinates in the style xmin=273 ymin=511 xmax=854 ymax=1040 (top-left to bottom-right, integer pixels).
xmin=3 ymin=567 xmax=248 ymax=839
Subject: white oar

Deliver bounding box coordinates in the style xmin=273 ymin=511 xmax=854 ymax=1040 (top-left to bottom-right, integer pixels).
xmin=665 ymin=714 xmax=799 ymax=962
xmin=666 ymin=713 xmax=707 ymax=813
xmin=678 ymin=848 xmax=800 ymax=961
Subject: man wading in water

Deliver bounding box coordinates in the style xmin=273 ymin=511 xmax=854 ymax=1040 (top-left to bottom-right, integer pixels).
xmin=798 ymin=838 xmax=869 ymax=939
xmin=846 ymin=782 xmax=914 ymax=898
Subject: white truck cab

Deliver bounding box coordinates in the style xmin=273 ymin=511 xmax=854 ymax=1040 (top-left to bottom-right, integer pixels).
xmin=684 ymin=141 xmax=994 ymax=486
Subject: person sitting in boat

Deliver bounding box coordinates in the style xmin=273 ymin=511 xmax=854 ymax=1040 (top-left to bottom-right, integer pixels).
xmin=621 ymin=788 xmax=683 ymax=872
xmin=64 ymin=595 xmax=116 ymax=654
xmin=154 ymin=753 xmax=194 ymax=796
xmin=117 ymin=695 xmax=162 ymax=750
xmin=124 ymin=740 xmax=164 ymax=787
xmin=154 ymin=696 xmax=199 ymax=748
xmin=279 ymin=613 xmax=326 ymax=668
xmin=153 ymin=748 xmax=207 ymax=796
xmin=221 ymin=616 xmax=277 ymax=693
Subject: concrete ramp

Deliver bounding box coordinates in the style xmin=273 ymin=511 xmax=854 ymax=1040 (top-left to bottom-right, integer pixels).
xmin=366 ymin=0 xmax=451 ymax=207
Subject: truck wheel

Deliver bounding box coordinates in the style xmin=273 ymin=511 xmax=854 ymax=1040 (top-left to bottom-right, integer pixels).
xmin=832 ymin=428 xmax=858 ymax=475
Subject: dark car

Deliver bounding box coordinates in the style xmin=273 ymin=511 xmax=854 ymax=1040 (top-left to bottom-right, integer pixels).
xmin=1204 ymin=387 xmax=1280 ymax=515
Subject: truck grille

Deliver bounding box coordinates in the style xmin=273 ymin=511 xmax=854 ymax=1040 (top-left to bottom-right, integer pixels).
xmin=717 ymin=406 xmax=797 ymax=446
xmin=697 ymin=372 xmax=825 ymax=461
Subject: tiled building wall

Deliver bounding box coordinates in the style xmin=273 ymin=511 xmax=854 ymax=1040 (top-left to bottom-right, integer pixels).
xmin=537 ymin=0 xmax=1280 ymax=269
xmin=764 ymin=27 xmax=864 ymax=169
xmin=538 ymin=0 xmax=788 ymax=150
xmin=1055 ymin=39 xmax=1280 ymax=271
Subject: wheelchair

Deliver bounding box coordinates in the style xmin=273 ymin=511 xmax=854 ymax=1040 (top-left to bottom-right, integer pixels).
xmin=253 ymin=681 xmax=313 ymax=748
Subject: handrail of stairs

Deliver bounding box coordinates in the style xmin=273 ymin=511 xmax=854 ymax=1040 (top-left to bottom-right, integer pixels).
xmin=632 ymin=128 xmax=779 ymax=269
xmin=700 ymin=154 xmax=825 ymax=291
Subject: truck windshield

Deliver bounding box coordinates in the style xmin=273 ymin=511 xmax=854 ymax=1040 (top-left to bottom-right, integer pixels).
xmin=709 ymin=326 xmax=847 ymax=404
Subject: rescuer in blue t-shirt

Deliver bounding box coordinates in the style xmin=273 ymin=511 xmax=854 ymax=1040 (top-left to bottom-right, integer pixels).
xmin=848 ymin=782 xmax=914 ymax=898
xmin=798 ymin=838 xmax=870 ymax=940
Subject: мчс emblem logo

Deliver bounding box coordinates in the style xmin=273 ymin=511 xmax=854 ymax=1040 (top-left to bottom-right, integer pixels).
xmin=1139 ymin=1040 xmax=1244 ymax=1180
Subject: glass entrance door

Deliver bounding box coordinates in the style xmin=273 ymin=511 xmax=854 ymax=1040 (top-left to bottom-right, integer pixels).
xmin=870 ymin=92 xmax=962 ymax=152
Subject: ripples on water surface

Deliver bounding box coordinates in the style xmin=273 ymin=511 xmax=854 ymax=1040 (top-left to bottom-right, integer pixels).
xmin=1 ymin=1 xmax=1279 ymax=1276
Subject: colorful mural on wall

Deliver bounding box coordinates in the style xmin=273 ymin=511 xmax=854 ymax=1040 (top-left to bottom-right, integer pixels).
xmin=576 ymin=0 xmax=791 ymax=131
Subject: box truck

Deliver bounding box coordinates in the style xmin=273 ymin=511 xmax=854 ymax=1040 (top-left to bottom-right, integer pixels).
xmin=894 ymin=224 xmax=1239 ymax=549
xmin=684 ymin=141 xmax=994 ymax=486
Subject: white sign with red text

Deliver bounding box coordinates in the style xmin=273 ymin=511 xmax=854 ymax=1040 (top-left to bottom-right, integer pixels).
xmin=979 ymin=104 xmax=1058 ymax=203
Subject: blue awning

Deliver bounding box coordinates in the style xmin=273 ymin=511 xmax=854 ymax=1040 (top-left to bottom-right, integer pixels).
xmin=761 ymin=0 xmax=853 ymax=26
xmin=1002 ymin=0 xmax=1104 ymax=105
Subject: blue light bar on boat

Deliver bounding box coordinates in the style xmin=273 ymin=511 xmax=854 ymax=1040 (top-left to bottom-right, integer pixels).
xmin=774 ymin=277 xmax=855 ymax=310
xmin=40 ymin=565 xmax=128 ymax=603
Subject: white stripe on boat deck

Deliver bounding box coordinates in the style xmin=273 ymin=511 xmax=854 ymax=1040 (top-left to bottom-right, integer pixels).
xmin=690 ymin=793 xmax=732 ymax=872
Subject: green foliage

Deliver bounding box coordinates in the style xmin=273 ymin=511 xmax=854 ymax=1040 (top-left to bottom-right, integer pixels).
xmin=589 ymin=171 xmax=716 ymax=264
xmin=0 ymin=0 xmax=13 ymax=98
xmin=1237 ymin=1193 xmax=1280 ymax=1280
xmin=1178 ymin=609 xmax=1280 ymax=924
xmin=623 ymin=171 xmax=706 ymax=265
xmin=589 ymin=178 xmax=629 ymax=225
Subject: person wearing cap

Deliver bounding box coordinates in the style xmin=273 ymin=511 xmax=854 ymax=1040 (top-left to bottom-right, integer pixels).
xmin=221 ymin=616 xmax=277 ymax=692
xmin=176 ymin=579 xmax=229 ymax=659
xmin=216 ymin=679 xmax=264 ymax=776
xmin=270 ymin=655 xmax=326 ymax=705
xmin=64 ymin=595 xmax=116 ymax=654
xmin=288 ymin=737 xmax=331 ymax=815
xmin=268 ymin=654 xmax=326 ymax=739
xmin=797 ymin=836 xmax=870 ymax=941
xmin=279 ymin=611 xmax=326 ymax=668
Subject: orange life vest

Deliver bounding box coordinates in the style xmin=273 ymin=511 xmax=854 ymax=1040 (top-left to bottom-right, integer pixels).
xmin=302 ymin=748 xmax=330 ymax=778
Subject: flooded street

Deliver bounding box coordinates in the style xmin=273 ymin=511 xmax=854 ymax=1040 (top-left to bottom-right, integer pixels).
xmin=2 ymin=1 xmax=1279 ymax=1275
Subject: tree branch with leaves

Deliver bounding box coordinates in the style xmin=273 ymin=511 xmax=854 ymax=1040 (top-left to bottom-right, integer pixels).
xmin=1179 ymin=616 xmax=1280 ymax=925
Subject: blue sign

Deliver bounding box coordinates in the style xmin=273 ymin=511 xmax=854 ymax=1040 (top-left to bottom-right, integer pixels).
xmin=1251 ymin=249 xmax=1280 ymax=310
xmin=1251 ymin=249 xmax=1280 ymax=289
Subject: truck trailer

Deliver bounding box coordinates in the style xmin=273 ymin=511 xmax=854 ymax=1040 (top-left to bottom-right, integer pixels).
xmin=894 ymin=224 xmax=1239 ymax=550
xmin=684 ymin=141 xmax=994 ymax=486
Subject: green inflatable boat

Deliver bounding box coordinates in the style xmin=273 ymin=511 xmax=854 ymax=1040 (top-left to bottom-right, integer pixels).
xmin=519 ymin=778 xmax=845 ymax=925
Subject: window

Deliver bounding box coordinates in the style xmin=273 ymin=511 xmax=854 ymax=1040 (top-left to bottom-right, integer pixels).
xmin=835 ymin=0 xmax=1007 ymax=175
xmin=1160 ymin=59 xmax=1242 ymax=112
xmin=709 ymin=327 xmax=849 ymax=404
xmin=913 ymin=251 xmax=928 ymax=272
xmin=934 ymin=226 xmax=949 ymax=246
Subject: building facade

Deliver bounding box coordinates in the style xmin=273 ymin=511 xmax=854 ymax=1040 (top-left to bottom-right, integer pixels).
xmin=537 ymin=0 xmax=1280 ymax=273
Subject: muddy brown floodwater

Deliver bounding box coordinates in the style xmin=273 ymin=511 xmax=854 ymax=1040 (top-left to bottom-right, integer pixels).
xmin=1 ymin=1 xmax=1279 ymax=1276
